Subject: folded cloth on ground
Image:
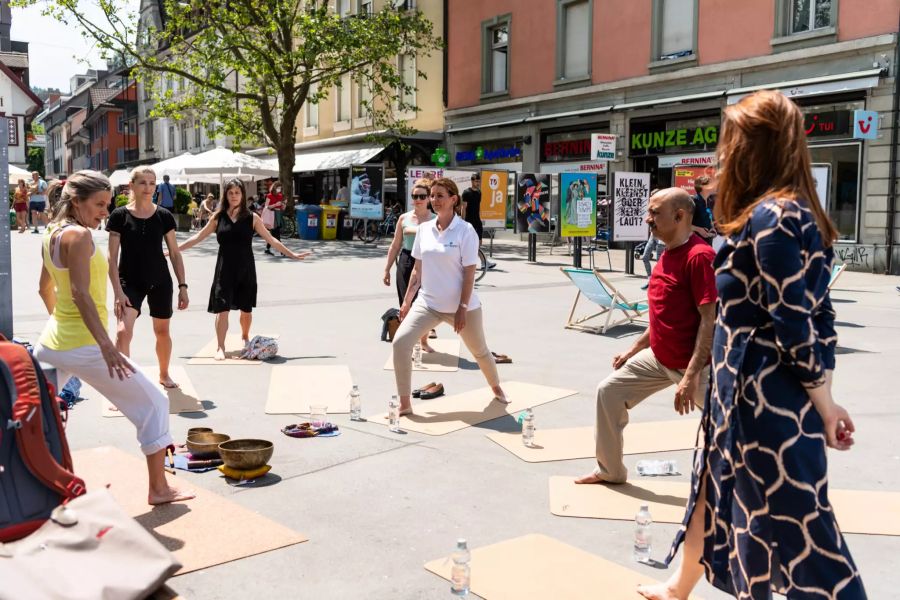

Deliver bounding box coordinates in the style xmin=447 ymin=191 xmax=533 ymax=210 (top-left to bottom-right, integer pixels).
xmin=166 ymin=453 xmax=223 ymax=472
xmin=240 ymin=335 xmax=279 ymax=360
xmin=281 ymin=422 xmax=340 ymax=438
xmin=217 ymin=464 xmax=272 ymax=480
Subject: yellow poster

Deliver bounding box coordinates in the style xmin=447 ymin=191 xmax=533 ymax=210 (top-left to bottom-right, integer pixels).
xmin=480 ymin=170 xmax=508 ymax=229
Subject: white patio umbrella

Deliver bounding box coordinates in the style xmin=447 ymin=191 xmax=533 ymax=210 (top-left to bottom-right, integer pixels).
xmin=150 ymin=152 xmax=198 ymax=184
xmin=8 ymin=164 xmax=32 ymax=185
xmin=108 ymin=169 xmax=132 ymax=187
xmin=182 ymin=147 xmax=279 ymax=186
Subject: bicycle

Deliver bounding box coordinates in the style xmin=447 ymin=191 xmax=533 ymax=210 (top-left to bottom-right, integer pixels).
xmin=475 ymin=248 xmax=488 ymax=282
xmin=281 ymin=212 xmax=297 ymax=238
xmin=354 ymin=210 xmax=399 ymax=243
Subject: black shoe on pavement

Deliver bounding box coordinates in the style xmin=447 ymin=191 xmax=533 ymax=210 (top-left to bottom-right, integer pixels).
xmin=487 ymin=261 xmax=497 ymax=269
xmin=264 ymin=249 xmax=274 ymax=255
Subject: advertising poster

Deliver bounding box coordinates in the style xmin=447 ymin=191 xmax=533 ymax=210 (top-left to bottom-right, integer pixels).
xmin=480 ymin=170 xmax=509 ymax=229
xmin=590 ymin=133 xmax=616 ymax=161
xmin=612 ymin=172 xmax=650 ymax=242
xmin=405 ymin=168 xmax=476 ymax=211
xmin=673 ymin=165 xmax=712 ymax=194
xmin=559 ymin=173 xmax=597 ymax=238
xmin=349 ymin=164 xmax=384 ymax=220
xmin=515 ymin=173 xmax=551 ymax=234
xmin=811 ymin=164 xmax=831 ymax=211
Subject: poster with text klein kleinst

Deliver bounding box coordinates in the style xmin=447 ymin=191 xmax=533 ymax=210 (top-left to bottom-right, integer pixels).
xmin=612 ymin=172 xmax=650 ymax=242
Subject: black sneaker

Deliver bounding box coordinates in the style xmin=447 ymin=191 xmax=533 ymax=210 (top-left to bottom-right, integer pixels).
xmin=264 ymin=249 xmax=274 ymax=255
xmin=31 ymin=228 xmax=39 ymax=234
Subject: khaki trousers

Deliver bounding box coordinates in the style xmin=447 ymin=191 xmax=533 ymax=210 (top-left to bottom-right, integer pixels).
xmin=392 ymin=303 xmax=499 ymax=397
xmin=593 ymin=347 xmax=708 ymax=483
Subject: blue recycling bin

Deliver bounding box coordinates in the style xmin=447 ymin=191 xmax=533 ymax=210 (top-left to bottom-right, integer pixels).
xmin=295 ymin=205 xmax=323 ymax=241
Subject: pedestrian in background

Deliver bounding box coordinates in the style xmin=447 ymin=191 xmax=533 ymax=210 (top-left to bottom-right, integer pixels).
xmin=392 ymin=177 xmax=506 ymax=415
xmin=383 ymin=177 xmax=436 ymax=352
xmin=690 ymin=175 xmax=716 ymax=245
xmin=263 ymin=182 xmax=285 ymax=256
xmin=34 ymin=170 xmax=193 ymax=506
xmin=29 ymin=170 xmax=48 ymax=233
xmin=178 ymin=179 xmax=309 ymax=361
xmin=639 ymin=90 xmax=865 ymax=600
xmin=154 ymin=174 xmax=177 ymax=211
xmin=106 ymin=166 xmax=189 ymax=389
xmin=13 ymin=179 xmax=28 ymax=233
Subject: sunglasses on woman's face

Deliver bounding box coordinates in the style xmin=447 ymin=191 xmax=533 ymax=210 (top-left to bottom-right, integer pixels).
xmin=412 ymin=193 xmax=429 ymax=200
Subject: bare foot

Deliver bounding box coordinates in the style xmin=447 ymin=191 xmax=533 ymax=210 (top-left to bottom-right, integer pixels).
xmin=214 ymin=348 xmax=226 ymax=361
xmin=159 ymin=374 xmax=179 ymax=389
xmin=574 ymin=472 xmax=609 ymax=484
xmin=148 ymin=485 xmax=196 ymax=505
xmin=636 ymin=583 xmax=680 ymax=600
xmin=421 ymin=341 xmax=435 ymax=353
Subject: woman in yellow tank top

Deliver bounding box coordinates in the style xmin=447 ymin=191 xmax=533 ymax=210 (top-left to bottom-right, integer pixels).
xmin=33 ymin=171 xmax=193 ymax=506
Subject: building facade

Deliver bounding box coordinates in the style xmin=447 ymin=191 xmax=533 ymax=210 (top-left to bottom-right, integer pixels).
xmin=446 ymin=0 xmax=900 ymax=273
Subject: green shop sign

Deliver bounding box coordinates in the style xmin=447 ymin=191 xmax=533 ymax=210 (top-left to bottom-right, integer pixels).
xmin=630 ymin=126 xmax=718 ymax=152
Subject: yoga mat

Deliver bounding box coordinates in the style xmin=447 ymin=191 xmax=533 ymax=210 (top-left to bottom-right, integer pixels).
xmin=383 ymin=338 xmax=461 ymax=372
xmin=548 ymin=477 xmax=900 ymax=536
xmin=424 ymin=533 xmax=703 ymax=599
xmin=187 ymin=334 xmax=278 ymax=365
xmin=102 ymin=366 xmax=203 ymax=417
xmin=73 ymin=446 xmax=308 ymax=575
xmin=265 ymin=365 xmax=354 ymax=414
xmin=368 ymin=381 xmax=577 ymax=436
xmin=485 ymin=418 xmax=700 ymax=463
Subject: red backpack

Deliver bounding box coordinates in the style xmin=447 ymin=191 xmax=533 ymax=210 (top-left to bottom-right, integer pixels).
xmin=0 ymin=337 xmax=86 ymax=542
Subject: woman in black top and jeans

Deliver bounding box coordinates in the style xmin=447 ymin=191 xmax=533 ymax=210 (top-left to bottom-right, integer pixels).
xmin=107 ymin=166 xmax=189 ymax=388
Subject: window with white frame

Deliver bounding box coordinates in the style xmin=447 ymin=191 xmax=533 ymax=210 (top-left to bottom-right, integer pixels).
xmin=335 ymin=0 xmax=351 ymax=17
xmin=306 ymin=83 xmax=319 ymax=129
xmin=179 ymin=121 xmax=188 ymax=150
xmin=357 ymin=78 xmax=371 ymax=119
xmin=790 ymin=0 xmax=833 ymax=33
xmin=358 ymin=0 xmax=373 ymax=14
xmin=194 ymin=120 xmax=202 ymax=147
xmin=336 ymin=75 xmax=351 ymax=122
xmin=145 ymin=120 xmax=154 ymax=150
xmin=398 ymin=54 xmax=416 ymax=110
xmin=168 ymin=125 xmax=175 ymax=151
xmin=558 ymin=0 xmax=591 ymax=80
xmin=482 ymin=19 xmax=510 ymax=94
xmin=656 ymin=0 xmax=695 ymax=59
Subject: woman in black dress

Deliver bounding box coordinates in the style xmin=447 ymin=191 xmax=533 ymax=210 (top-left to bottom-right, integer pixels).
xmin=107 ymin=166 xmax=188 ymax=388
xmin=179 ymin=179 xmax=309 ymax=360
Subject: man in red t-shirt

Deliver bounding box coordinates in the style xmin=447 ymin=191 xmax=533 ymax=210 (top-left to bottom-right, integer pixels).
xmin=576 ymin=188 xmax=717 ymax=485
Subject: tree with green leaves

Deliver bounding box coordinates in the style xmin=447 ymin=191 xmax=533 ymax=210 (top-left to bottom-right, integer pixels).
xmin=19 ymin=0 xmax=441 ymax=201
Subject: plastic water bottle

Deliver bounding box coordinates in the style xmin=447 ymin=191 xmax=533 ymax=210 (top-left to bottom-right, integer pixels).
xmin=634 ymin=504 xmax=652 ymax=563
xmin=636 ymin=459 xmax=678 ymax=476
xmin=450 ymin=538 xmax=471 ymax=596
xmin=521 ymin=408 xmax=535 ymax=448
xmin=413 ymin=342 xmax=423 ymax=367
xmin=388 ymin=396 xmax=401 ymax=433
xmin=349 ymin=385 xmax=361 ymax=421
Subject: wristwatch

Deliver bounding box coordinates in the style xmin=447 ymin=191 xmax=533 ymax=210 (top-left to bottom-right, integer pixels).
xmin=178 ymin=283 xmax=189 ymax=289
xmin=459 ymin=302 xmax=468 ymax=309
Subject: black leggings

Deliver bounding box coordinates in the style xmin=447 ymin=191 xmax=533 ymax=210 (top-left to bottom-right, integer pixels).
xmin=396 ymin=249 xmax=415 ymax=306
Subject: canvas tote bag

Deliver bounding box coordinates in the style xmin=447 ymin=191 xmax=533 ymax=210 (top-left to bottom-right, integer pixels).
xmin=0 ymin=489 xmax=180 ymax=600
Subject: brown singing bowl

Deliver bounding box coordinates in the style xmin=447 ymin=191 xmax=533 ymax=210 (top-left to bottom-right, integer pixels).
xmin=187 ymin=427 xmax=214 ymax=439
xmin=186 ymin=432 xmax=231 ymax=457
xmin=217 ymin=439 xmax=274 ymax=471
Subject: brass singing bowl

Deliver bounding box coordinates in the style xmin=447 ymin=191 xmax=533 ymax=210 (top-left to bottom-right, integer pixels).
xmin=186 ymin=427 xmax=214 ymax=439
xmin=186 ymin=432 xmax=231 ymax=457
xmin=217 ymin=439 xmax=274 ymax=471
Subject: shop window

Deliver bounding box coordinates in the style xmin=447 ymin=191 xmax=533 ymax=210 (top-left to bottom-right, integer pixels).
xmin=336 ymin=74 xmax=351 ymax=123
xmin=773 ymin=0 xmax=837 ymax=50
xmin=481 ymin=15 xmax=511 ymax=96
xmin=398 ymin=54 xmax=416 ymax=111
xmin=810 ymin=143 xmax=860 ymax=242
xmin=305 ymin=83 xmax=319 ymax=131
xmin=556 ymin=0 xmax=591 ymax=82
xmin=651 ymin=0 xmax=697 ymax=66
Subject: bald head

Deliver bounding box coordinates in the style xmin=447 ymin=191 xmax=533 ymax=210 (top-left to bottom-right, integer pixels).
xmin=646 ymin=187 xmax=695 ymax=245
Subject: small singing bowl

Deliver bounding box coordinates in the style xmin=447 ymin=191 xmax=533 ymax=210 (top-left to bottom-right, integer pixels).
xmin=217 ymin=439 xmax=274 ymax=471
xmin=187 ymin=427 xmax=214 ymax=439
xmin=186 ymin=432 xmax=231 ymax=457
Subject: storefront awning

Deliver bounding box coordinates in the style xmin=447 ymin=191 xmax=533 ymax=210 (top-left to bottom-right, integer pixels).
xmin=726 ymin=68 xmax=884 ymax=104
xmin=266 ymin=144 xmax=384 ymax=173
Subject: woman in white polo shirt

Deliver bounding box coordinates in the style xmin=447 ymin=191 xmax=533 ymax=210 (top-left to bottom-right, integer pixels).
xmin=392 ymin=177 xmax=506 ymax=414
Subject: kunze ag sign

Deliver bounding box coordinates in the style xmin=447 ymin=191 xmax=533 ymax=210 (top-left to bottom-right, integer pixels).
xmin=630 ymin=126 xmax=718 ymax=152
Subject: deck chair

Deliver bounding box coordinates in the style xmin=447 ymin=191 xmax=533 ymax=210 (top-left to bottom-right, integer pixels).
xmin=560 ymin=267 xmax=648 ymax=334
xmin=827 ymin=262 xmax=846 ymax=291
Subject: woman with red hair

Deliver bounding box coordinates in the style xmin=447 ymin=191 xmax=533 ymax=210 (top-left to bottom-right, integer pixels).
xmin=640 ymin=90 xmax=865 ymax=599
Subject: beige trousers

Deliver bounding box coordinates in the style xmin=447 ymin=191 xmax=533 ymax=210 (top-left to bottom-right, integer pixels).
xmin=392 ymin=303 xmax=499 ymax=397
xmin=593 ymin=347 xmax=708 ymax=483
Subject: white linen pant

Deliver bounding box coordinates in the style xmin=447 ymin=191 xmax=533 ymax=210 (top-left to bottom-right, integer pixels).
xmin=34 ymin=344 xmax=172 ymax=455
xmin=392 ymin=304 xmax=499 ymax=397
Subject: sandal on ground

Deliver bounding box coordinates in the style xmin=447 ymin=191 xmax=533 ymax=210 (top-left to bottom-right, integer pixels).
xmin=492 ymin=395 xmax=511 ymax=404
xmin=412 ymin=382 xmax=437 ymax=398
xmin=419 ymin=383 xmax=445 ymax=400
xmin=491 ymin=352 xmax=512 ymax=364
xmin=428 ymin=329 xmax=437 ymax=339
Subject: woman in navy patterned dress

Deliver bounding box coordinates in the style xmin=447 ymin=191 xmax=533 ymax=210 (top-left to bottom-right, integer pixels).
xmin=639 ymin=91 xmax=866 ymax=599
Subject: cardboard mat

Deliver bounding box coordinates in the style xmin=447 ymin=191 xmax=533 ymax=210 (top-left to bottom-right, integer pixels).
xmin=187 ymin=334 xmax=277 ymax=365
xmin=486 ymin=418 xmax=700 ymax=463
xmin=73 ymin=447 xmax=307 ymax=575
xmin=383 ymin=338 xmax=461 ymax=372
xmin=424 ymin=533 xmax=703 ymax=599
xmin=548 ymin=477 xmax=900 ymax=536
xmin=102 ymin=366 xmax=203 ymax=417
xmin=265 ymin=365 xmax=354 ymax=414
xmin=368 ymin=381 xmax=577 ymax=436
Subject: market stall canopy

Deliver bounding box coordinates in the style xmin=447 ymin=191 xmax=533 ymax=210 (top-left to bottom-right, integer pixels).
xmin=108 ymin=169 xmax=132 ymax=187
xmin=263 ymin=144 xmax=383 ymax=173
xmin=7 ymin=164 xmax=32 ymax=185
xmin=150 ymin=152 xmax=197 ymax=183
xmin=182 ymin=147 xmax=279 ymax=181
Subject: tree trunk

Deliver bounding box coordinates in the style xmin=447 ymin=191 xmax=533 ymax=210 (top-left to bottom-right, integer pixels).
xmin=276 ymin=137 xmax=295 ymax=213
